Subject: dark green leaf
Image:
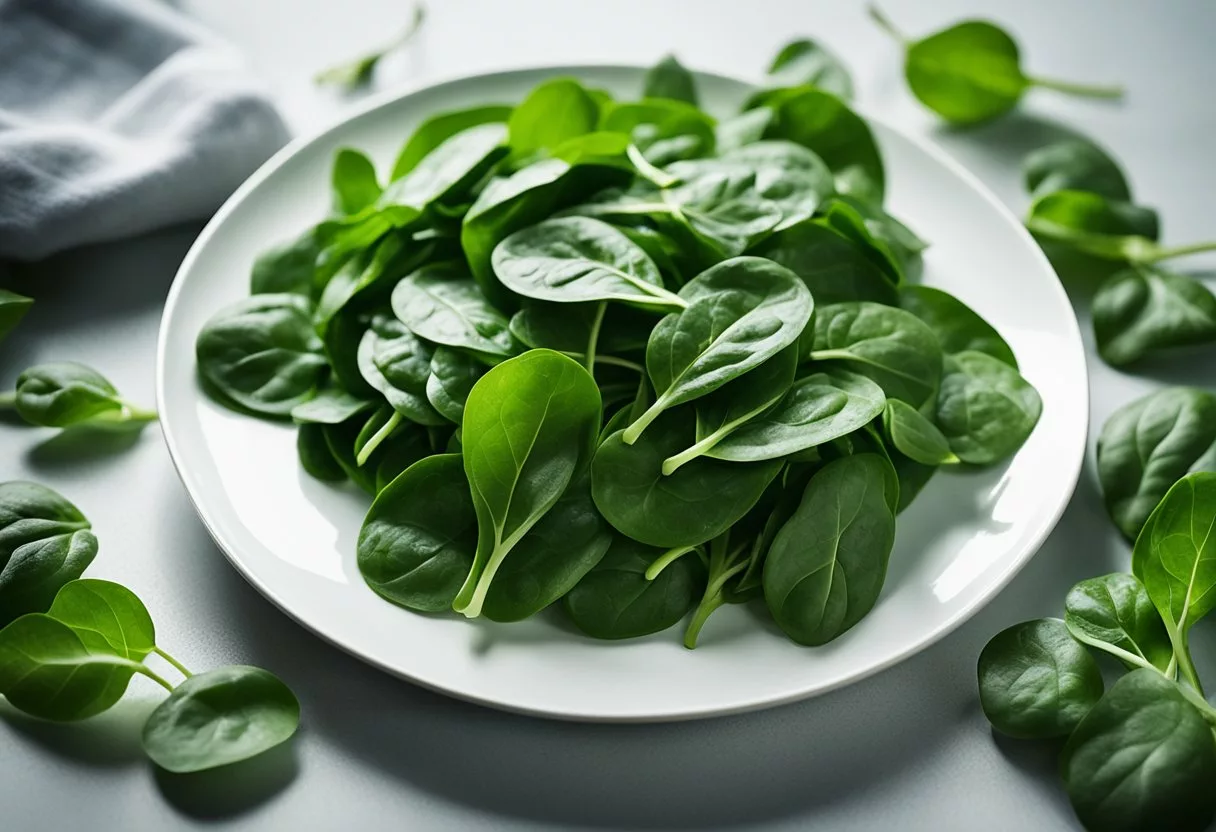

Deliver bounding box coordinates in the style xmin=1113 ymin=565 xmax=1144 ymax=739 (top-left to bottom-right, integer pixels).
xmin=899 ymin=285 xmax=1017 ymax=367
xmin=425 ymin=347 xmax=483 ymax=424
xmin=935 ymin=351 xmax=1041 ymax=464
xmin=1093 ymin=266 xmax=1216 ymax=366
xmin=1064 ymin=573 xmax=1173 ymax=672
xmin=391 ymin=105 xmax=513 ymax=181
xmin=357 ymin=314 xmax=446 ymax=426
xmin=1024 ymin=138 xmax=1132 ymax=201
xmin=882 ymin=399 xmax=956 ymax=465
xmin=46 ymin=579 xmax=155 ymax=661
xmin=297 ymin=423 xmax=347 ymax=482
xmin=643 ymin=54 xmax=698 ymax=105
xmin=391 ymin=260 xmax=517 ymax=358
xmin=508 ymin=78 xmax=599 ymax=159
xmin=290 ymin=384 xmax=373 ymax=424
xmin=14 ymin=362 xmax=154 ymax=428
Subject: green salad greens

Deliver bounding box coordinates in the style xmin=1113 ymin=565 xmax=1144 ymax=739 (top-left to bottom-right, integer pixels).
xmin=195 ymin=51 xmax=1041 ymax=649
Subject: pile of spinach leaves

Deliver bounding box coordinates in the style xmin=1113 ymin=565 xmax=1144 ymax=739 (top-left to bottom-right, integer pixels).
xmin=196 ymin=51 xmax=1040 ymax=648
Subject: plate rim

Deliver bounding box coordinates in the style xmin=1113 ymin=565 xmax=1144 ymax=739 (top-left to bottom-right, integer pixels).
xmin=156 ymin=62 xmax=1089 ymax=722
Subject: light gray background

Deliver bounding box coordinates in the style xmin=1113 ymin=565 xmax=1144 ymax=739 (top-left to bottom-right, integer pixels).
xmin=3 ymin=1 xmax=1214 ymax=829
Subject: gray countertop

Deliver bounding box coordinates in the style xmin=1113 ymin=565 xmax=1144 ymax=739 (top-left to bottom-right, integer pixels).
xmin=3 ymin=1 xmax=1215 ymax=829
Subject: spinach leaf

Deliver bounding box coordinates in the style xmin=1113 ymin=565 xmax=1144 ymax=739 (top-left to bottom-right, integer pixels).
xmin=141 ymin=665 xmax=300 ymax=773
xmin=706 ymin=369 xmax=886 ymax=462
xmin=715 ymin=108 xmax=773 ymax=155
xmin=357 ymin=453 xmax=476 ymax=611
xmin=1024 ymin=137 xmax=1132 ymax=201
xmin=462 ymin=158 xmax=630 ymax=307
xmin=297 ymin=423 xmax=347 ymax=482
xmin=751 ymin=219 xmax=900 ymax=309
xmin=357 ymin=314 xmax=446 ymax=426
xmin=378 ymin=122 xmax=508 ymax=218
xmin=1097 ymin=388 xmax=1216 ymax=541
xmin=643 ymin=54 xmax=698 ymax=105
xmin=353 ymin=403 xmax=407 ymax=465
xmin=0 ymin=481 xmax=98 ymax=626
xmin=625 ymin=257 xmax=812 ymax=442
xmin=1064 ymin=573 xmax=1173 ymax=672
xmin=508 ymin=300 xmax=653 ymax=359
xmin=1092 ymin=266 xmax=1216 ymax=366
xmin=869 ymin=5 xmax=1123 ymax=125
xmin=290 ymin=384 xmax=373 ymax=424
xmin=454 ymin=350 xmax=601 ymax=619
xmin=759 ymin=87 xmax=884 ymax=202
xmin=753 ymin=38 xmax=853 ymax=102
xmin=425 ymin=347 xmax=483 ymax=424
xmin=1061 ymin=669 xmax=1216 ymax=832
xmin=322 ymin=414 xmax=378 ymax=493
xmin=507 ymin=78 xmax=600 ymax=159
xmin=0 ymin=614 xmax=140 ymax=721
xmin=593 ymin=409 xmax=783 ymax=548
xmin=662 ymin=345 xmax=798 ymax=474
xmin=13 ymin=362 xmax=156 ymax=428
xmin=563 ymin=534 xmax=704 ymax=640
xmin=599 ymin=99 xmax=716 ymax=164
xmin=763 ymin=454 xmax=897 ymax=645
xmin=314 ymin=3 xmax=424 ymax=89
xmin=720 ymin=140 xmax=834 ymax=230
xmin=314 ymin=231 xmax=427 ymax=329
xmin=899 ymin=285 xmax=1017 ymax=367
xmin=390 ymin=261 xmax=517 ymax=358
xmin=1025 ymin=190 xmax=1161 ymax=261
xmin=976 ymin=618 xmax=1103 ymax=738
xmin=1132 ymin=472 xmax=1216 ymax=691
xmin=882 ymin=399 xmax=957 ymax=465
xmin=890 ymin=448 xmax=936 ymax=513
xmin=809 ymin=302 xmax=942 ymax=407
xmin=826 ymin=195 xmax=928 ymax=277
xmin=196 ymin=293 xmax=328 ymax=418
xmin=391 ymin=105 xmax=513 ymax=181
xmin=935 ymin=351 xmax=1041 ymax=464
xmin=0 ymin=288 xmax=32 ymax=342
xmin=492 ymin=216 xmax=684 ymax=311
xmin=658 ymin=159 xmax=786 ymax=256
xmin=331 ymin=148 xmax=382 ymax=215
xmin=481 ymin=472 xmax=612 ymax=622
xmin=46 ymin=579 xmax=156 ymax=661
xmin=321 ymin=306 xmax=376 ymax=398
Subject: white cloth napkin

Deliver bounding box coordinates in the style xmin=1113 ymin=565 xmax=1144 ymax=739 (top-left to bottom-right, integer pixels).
xmin=0 ymin=0 xmax=290 ymax=260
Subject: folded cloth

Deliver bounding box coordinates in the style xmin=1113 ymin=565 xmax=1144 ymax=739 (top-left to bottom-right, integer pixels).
xmin=0 ymin=0 xmax=289 ymax=260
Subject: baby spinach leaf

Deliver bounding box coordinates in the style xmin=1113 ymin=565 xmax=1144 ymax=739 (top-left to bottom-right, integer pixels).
xmin=507 ymin=78 xmax=600 ymax=159
xmin=46 ymin=579 xmax=156 ymax=661
xmin=0 ymin=288 xmax=33 ymax=341
xmin=321 ymin=307 xmax=376 ymax=398
xmin=626 ymin=257 xmax=812 ymax=443
xmin=357 ymin=453 xmax=477 ymax=611
xmin=1064 ymin=573 xmax=1173 ymax=672
xmin=759 ymin=87 xmax=884 ymax=202
xmin=1092 ymin=265 xmax=1216 ymax=366
xmin=809 ymin=302 xmax=943 ymax=407
xmin=314 ymin=231 xmax=428 ymax=330
xmin=890 ymin=448 xmax=936 ymax=513
xmin=0 ymin=613 xmax=142 ymax=721
xmin=462 ymin=158 xmax=630 ymax=307
xmin=373 ymin=424 xmax=434 ymax=492
xmin=763 ymin=454 xmax=897 ymax=645
xmin=491 ymin=216 xmax=684 ymax=311
xmin=481 ymin=472 xmax=612 ymax=622
xmin=752 ymin=219 xmax=900 ymax=309
xmin=297 ymin=423 xmax=347 ymax=482
xmin=977 ymin=618 xmax=1103 ymax=739
xmin=331 ymin=148 xmax=382 ymax=215
xmin=593 ymin=409 xmax=782 ymax=549
xmin=719 ymin=140 xmax=834 ymax=230
xmin=662 ymin=345 xmax=798 ymax=474
xmin=314 ymin=2 xmax=425 ymax=89
xmin=391 ymin=105 xmax=513 ymax=181
xmin=508 ymin=300 xmax=653 ymax=358
xmin=1061 ymin=669 xmax=1216 ymax=832
xmin=882 ymin=399 xmax=957 ymax=465
xmin=142 ymin=665 xmax=300 ymax=773
xmin=390 ymin=261 xmax=517 ymax=358
xmin=196 ymin=293 xmax=328 ymax=418
xmin=357 ymin=314 xmax=446 ymax=426
xmin=563 ymin=534 xmax=704 ymax=640
xmin=322 ymin=416 xmax=378 ymax=494
xmin=658 ymin=159 xmax=786 ymax=256
xmin=379 ymin=122 xmax=508 ymax=219
xmin=1024 ymin=138 xmax=1132 ymax=201
xmin=899 ymin=285 xmax=1017 ymax=367
xmin=935 ymin=351 xmax=1041 ymax=464
xmin=715 ymin=108 xmax=773 ymax=155
xmin=454 ymin=350 xmax=601 ymax=619
xmin=291 ymin=384 xmax=373 ymax=424
xmin=425 ymin=347 xmax=483 ymax=424
xmin=870 ymin=5 xmax=1123 ymax=125
xmin=825 ymin=196 xmax=927 ymax=277
xmin=755 ymin=38 xmax=853 ymax=102
xmin=599 ymin=99 xmax=716 ymax=165
xmin=1132 ymin=473 xmax=1216 ymax=673
xmin=643 ymin=54 xmax=698 ymax=105
xmin=707 ymin=369 xmax=886 ymax=462
xmin=1097 ymin=387 xmax=1216 ymax=541
xmin=14 ymin=362 xmax=156 ymax=428
xmin=0 ymin=481 xmax=99 ymax=626
xmin=1025 ymin=190 xmax=1161 ymax=261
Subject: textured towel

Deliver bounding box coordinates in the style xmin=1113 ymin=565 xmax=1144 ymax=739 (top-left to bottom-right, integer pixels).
xmin=0 ymin=0 xmax=290 ymax=260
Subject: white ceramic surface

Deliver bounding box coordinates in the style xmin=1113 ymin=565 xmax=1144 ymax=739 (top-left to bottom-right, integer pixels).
xmin=157 ymin=65 xmax=1087 ymax=722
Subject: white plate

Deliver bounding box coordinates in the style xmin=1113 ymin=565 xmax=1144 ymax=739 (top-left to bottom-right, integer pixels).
xmin=157 ymin=65 xmax=1087 ymax=722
